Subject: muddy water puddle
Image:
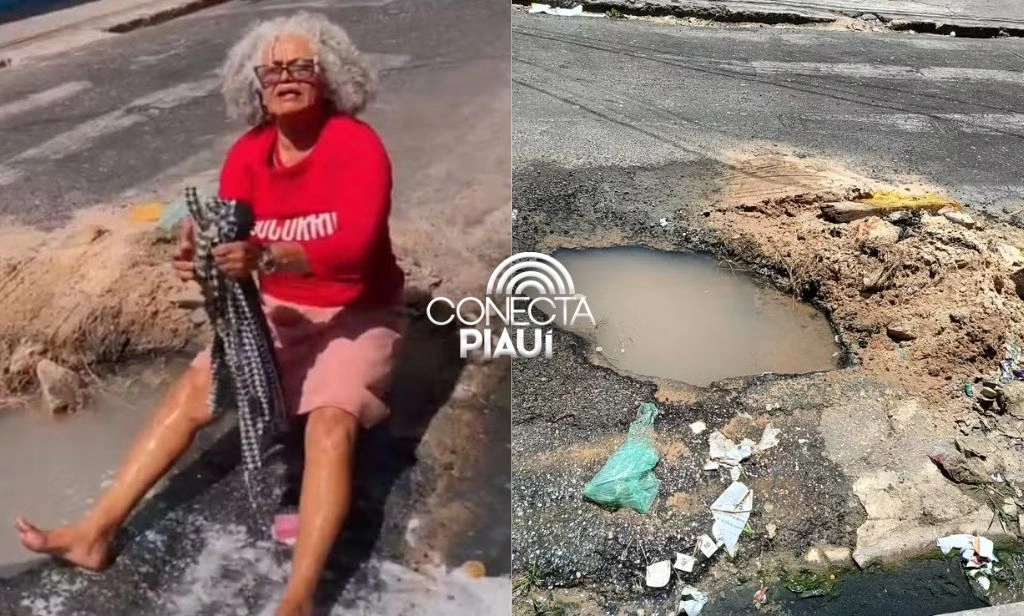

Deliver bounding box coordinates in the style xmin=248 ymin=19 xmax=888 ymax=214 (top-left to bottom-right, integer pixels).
xmin=0 ymin=355 xmax=214 ymax=572
xmin=553 ymin=247 xmax=841 ymax=386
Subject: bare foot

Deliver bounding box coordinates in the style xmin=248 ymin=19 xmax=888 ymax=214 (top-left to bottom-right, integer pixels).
xmin=274 ymin=596 xmax=313 ymax=616
xmin=15 ymin=517 xmax=113 ymax=572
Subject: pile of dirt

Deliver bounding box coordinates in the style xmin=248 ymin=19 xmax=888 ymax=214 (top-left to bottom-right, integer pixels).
xmin=0 ymin=208 xmax=193 ymax=399
xmin=710 ymin=154 xmax=1024 ymax=404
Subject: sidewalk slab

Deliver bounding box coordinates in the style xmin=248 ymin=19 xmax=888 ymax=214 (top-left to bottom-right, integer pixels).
xmin=937 ymin=603 xmax=1024 ymax=615
xmin=0 ymin=0 xmax=230 ymax=65
xmin=550 ymin=0 xmax=1024 ymax=35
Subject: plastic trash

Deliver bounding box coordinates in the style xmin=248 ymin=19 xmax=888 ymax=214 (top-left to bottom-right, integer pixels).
xmin=678 ymin=586 xmax=708 ymax=616
xmin=928 ymin=441 xmax=988 ymax=484
xmin=708 ymin=431 xmax=754 ymax=467
xmin=582 ymin=402 xmax=661 ymax=513
xmin=528 ymin=3 xmax=583 ymax=16
xmin=158 ymin=183 xmax=218 ymax=231
xmin=158 ymin=196 xmax=190 ymax=231
xmin=937 ymin=533 xmax=998 ymax=593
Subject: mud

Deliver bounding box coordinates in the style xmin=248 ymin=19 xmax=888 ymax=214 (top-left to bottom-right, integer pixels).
xmin=511 ymin=150 xmax=1024 ymax=614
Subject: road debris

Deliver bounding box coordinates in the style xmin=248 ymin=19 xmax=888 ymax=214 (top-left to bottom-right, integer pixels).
xmin=705 ymin=423 xmax=780 ymax=479
xmin=928 ymin=441 xmax=989 ymax=485
xmin=937 ymin=534 xmax=999 ymax=592
xmin=528 ymin=3 xmax=583 ymax=16
xmin=753 ymin=423 xmax=781 ymax=453
xmin=710 ymin=481 xmax=753 ymax=557
xmin=677 ymin=585 xmax=708 ymax=616
xmin=645 ymin=560 xmax=671 ymax=588
xmin=753 ymin=585 xmax=768 ymax=608
xmin=697 ymin=534 xmax=719 ymax=558
xmin=689 ymin=420 xmax=707 ymax=435
xmin=659 ymin=217 xmax=669 ymax=227
xmin=819 ymin=192 xmax=958 ymax=223
xmin=707 ymin=431 xmax=753 ymax=468
xmin=673 ymin=552 xmax=696 ymax=573
xmin=582 ymin=402 xmax=661 ymax=513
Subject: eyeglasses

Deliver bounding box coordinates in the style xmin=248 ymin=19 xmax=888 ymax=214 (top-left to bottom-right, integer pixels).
xmin=253 ymin=58 xmax=319 ymax=87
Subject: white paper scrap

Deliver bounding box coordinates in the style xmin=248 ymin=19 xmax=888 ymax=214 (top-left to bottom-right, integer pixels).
xmin=710 ymin=482 xmax=753 ymax=557
xmin=528 ymin=3 xmax=584 ymax=16
xmin=697 ymin=534 xmax=719 ymax=558
xmin=646 ymin=560 xmax=671 ymax=588
xmin=690 ymin=421 xmax=707 ymax=435
xmin=754 ymin=423 xmax=781 ymax=453
xmin=937 ymin=534 xmax=974 ymax=555
xmin=708 ymin=431 xmax=752 ymax=467
xmin=678 ymin=585 xmax=709 ymax=616
xmin=977 ymin=575 xmax=991 ymax=591
xmin=674 ymin=552 xmax=696 ymax=573
xmin=703 ymin=460 xmax=720 ymax=471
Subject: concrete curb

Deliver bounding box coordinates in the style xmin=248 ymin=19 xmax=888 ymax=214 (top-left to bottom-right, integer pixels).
xmin=0 ymin=0 xmax=232 ymax=64
xmin=513 ymin=0 xmax=1024 ymax=37
xmin=937 ymin=603 xmax=1024 ymax=615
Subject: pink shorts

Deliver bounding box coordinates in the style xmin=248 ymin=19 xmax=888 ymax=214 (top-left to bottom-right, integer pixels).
xmin=192 ymin=294 xmax=406 ymax=428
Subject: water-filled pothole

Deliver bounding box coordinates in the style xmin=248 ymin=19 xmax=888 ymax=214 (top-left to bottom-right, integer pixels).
xmin=0 ymin=355 xmax=230 ymax=572
xmin=553 ymin=247 xmax=841 ymax=386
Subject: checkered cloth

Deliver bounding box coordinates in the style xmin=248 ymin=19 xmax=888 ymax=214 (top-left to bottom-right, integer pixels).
xmin=185 ymin=186 xmax=288 ymax=521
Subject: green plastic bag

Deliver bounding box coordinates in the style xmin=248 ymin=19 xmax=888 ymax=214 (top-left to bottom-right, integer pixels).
xmin=582 ymin=402 xmax=661 ymax=513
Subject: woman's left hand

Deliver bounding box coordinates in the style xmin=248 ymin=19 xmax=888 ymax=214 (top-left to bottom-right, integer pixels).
xmin=213 ymin=241 xmax=261 ymax=280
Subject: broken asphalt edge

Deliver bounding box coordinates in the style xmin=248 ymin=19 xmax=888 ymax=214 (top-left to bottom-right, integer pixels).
xmin=103 ymin=0 xmax=232 ymax=34
xmin=512 ymin=0 xmax=1024 ymax=39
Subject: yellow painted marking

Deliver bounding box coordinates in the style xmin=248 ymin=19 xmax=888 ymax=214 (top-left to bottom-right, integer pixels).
xmin=857 ymin=189 xmax=962 ymax=212
xmin=128 ymin=202 xmax=165 ymax=223
xmin=461 ymin=560 xmax=487 ymax=579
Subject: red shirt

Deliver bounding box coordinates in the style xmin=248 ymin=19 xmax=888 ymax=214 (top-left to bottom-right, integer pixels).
xmin=218 ymin=116 xmax=404 ymax=308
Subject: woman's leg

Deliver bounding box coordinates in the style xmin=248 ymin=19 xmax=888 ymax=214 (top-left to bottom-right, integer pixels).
xmin=276 ymin=406 xmax=358 ymax=616
xmin=15 ymin=364 xmax=214 ymax=571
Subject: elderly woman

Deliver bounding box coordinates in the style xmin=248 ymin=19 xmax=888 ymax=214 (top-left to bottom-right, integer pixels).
xmin=14 ymin=12 xmax=405 ymax=616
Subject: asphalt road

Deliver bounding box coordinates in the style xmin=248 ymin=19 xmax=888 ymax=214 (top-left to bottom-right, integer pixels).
xmin=0 ymin=0 xmax=508 ymax=228
xmin=513 ymin=12 xmax=1024 ymax=217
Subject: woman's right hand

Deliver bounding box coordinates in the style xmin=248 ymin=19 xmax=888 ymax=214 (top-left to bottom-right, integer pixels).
xmin=172 ymin=217 xmax=196 ymax=282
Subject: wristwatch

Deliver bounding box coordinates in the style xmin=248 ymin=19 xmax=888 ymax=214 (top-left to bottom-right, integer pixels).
xmin=257 ymin=245 xmax=278 ymax=274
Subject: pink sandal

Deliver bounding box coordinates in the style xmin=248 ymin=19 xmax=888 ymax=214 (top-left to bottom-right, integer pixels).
xmin=272 ymin=513 xmax=299 ymax=546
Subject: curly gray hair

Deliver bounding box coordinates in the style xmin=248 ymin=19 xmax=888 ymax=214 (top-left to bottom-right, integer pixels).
xmin=220 ymin=11 xmax=378 ymax=126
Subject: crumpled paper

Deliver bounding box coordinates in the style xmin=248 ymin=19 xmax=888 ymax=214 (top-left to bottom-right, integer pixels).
xmin=710 ymin=481 xmax=753 ymax=557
